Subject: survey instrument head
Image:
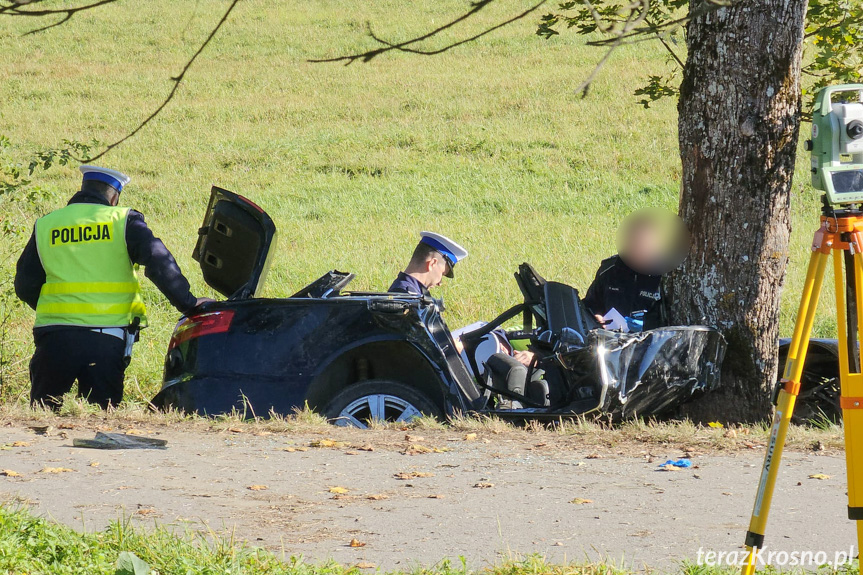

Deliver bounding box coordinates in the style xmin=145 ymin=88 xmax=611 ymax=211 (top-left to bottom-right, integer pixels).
xmin=809 ymin=84 xmax=863 ymax=204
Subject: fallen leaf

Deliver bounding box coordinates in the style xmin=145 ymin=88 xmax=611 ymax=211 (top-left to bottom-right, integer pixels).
xmin=329 ymin=486 xmax=349 ymax=494
xmin=394 ymin=471 xmax=434 ymax=480
xmin=405 ymin=434 xmax=425 ymax=443
xmin=366 ymin=494 xmax=388 ymax=500
xmin=708 ymin=421 xmax=724 ymax=428
xmin=228 ymin=427 xmax=244 ymax=433
xmin=570 ymin=498 xmax=593 ymax=504
xmin=464 ymin=433 xmax=477 ymax=441
xmin=254 ymin=431 xmax=273 ymax=437
xmin=356 ymin=444 xmax=375 ymax=452
xmin=1 ymin=470 xmax=21 ymax=477
xmin=585 ymin=453 xmax=603 ymax=459
xmin=356 ymin=561 xmax=376 ymax=569
xmin=403 ymin=444 xmax=448 ymax=455
xmin=11 ymin=441 xmax=29 ymax=447
xmin=345 ymin=451 xmax=358 ymax=455
xmin=657 ymin=464 xmax=680 ymax=472
xmin=40 ymin=467 xmax=74 ymax=474
xmin=89 ymin=461 xmax=100 ymax=467
xmin=428 ymin=494 xmax=444 ymax=499
xmin=135 ymin=508 xmax=157 ymax=516
xmin=283 ymin=447 xmax=297 ymax=452
xmin=310 ymin=439 xmax=347 ymax=448
xmin=724 ymin=430 xmax=737 ymax=438
xmin=57 ymin=423 xmax=75 ymax=430
xmin=809 ymin=473 xmax=832 ymax=480
xmin=473 ymin=482 xmax=494 ymax=489
xmin=349 ymin=538 xmax=366 ymax=548
xmin=248 ymin=485 xmax=269 ymax=491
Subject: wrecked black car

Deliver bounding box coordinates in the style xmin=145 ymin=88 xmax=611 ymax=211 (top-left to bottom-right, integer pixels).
xmin=151 ymin=187 xmax=727 ymax=426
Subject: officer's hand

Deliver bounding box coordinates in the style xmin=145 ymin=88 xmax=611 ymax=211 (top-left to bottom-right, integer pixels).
xmin=594 ymin=314 xmax=607 ymax=325
xmin=513 ymin=350 xmax=535 ymax=366
xmin=195 ymin=297 xmax=216 ymax=307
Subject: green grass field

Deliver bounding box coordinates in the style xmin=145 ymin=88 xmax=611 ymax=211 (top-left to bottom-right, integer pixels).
xmin=0 ymin=0 xmax=835 ymax=403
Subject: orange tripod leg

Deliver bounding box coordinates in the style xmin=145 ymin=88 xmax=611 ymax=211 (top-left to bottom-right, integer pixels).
xmin=741 ymin=232 xmax=832 ymax=575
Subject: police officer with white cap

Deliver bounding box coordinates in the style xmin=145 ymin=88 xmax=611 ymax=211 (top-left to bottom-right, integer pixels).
xmin=388 ymin=231 xmax=468 ymax=295
xmin=14 ymin=165 xmax=210 ymax=410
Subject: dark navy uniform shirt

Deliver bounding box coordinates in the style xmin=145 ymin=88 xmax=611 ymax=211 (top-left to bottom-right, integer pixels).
xmin=582 ymin=255 xmax=662 ymax=318
xmin=15 ymin=190 xmax=198 ymax=322
xmin=388 ymin=272 xmax=429 ymax=296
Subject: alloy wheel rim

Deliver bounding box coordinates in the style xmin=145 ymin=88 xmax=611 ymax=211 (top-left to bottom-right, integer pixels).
xmin=334 ymin=394 xmax=423 ymax=428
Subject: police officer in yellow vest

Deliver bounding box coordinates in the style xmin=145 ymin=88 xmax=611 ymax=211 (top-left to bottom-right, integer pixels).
xmin=14 ymin=165 xmax=209 ymax=409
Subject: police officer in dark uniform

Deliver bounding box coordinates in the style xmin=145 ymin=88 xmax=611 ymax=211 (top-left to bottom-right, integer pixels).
xmin=389 ymin=231 xmax=468 ymax=295
xmin=582 ymin=255 xmax=662 ymax=319
xmin=583 ymin=208 xmax=688 ymax=329
xmin=14 ymin=165 xmax=209 ymax=410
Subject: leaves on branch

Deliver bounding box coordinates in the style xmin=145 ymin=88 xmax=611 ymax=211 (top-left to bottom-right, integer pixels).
xmin=802 ymin=0 xmax=863 ymax=110
xmin=634 ymin=74 xmax=678 ymax=108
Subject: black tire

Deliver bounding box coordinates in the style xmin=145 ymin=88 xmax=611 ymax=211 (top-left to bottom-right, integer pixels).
xmin=778 ymin=352 xmax=842 ymax=425
xmin=323 ymin=379 xmax=443 ymax=428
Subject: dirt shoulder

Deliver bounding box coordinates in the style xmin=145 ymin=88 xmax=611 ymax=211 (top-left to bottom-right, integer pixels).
xmin=0 ymin=416 xmax=853 ymax=572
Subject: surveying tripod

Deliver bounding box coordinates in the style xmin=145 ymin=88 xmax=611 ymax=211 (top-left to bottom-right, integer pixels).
xmin=741 ymin=198 xmax=863 ymax=574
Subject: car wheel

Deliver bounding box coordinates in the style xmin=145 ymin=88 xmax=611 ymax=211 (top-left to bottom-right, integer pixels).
xmin=323 ymin=380 xmax=442 ymax=428
xmin=778 ymin=352 xmax=842 ymax=424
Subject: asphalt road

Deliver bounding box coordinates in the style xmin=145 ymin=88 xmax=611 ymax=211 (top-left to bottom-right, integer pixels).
xmin=0 ymin=423 xmax=855 ymax=572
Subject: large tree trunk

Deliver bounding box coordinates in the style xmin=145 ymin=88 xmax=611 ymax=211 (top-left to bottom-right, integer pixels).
xmin=667 ymin=0 xmax=809 ymax=421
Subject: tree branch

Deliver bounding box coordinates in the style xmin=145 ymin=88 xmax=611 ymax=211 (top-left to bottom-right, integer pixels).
xmin=86 ymin=0 xmax=242 ymax=161
xmin=310 ymin=0 xmax=549 ymax=64
xmin=0 ymin=0 xmax=121 ymax=34
xmin=645 ymin=17 xmax=684 ymax=68
xmin=1 ymin=0 xmax=242 ymax=161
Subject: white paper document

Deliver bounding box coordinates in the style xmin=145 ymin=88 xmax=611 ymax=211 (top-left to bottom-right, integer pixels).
xmin=602 ymin=308 xmax=629 ymax=332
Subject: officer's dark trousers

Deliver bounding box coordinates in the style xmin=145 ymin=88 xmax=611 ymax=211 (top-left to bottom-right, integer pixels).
xmin=30 ymin=328 xmax=126 ymax=410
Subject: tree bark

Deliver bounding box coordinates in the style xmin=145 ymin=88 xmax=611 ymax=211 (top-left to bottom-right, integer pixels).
xmin=668 ymin=0 xmax=809 ymax=421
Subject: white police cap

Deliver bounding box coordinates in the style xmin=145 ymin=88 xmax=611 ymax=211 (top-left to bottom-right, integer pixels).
xmin=79 ymin=165 xmax=131 ymax=193
xmin=419 ymin=231 xmax=468 ymax=278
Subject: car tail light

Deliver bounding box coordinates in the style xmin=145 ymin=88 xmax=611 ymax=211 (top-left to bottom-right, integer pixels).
xmin=168 ymin=310 xmax=235 ymax=350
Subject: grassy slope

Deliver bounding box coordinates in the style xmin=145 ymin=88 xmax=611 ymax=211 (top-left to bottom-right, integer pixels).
xmin=0 ymin=0 xmax=833 ymax=401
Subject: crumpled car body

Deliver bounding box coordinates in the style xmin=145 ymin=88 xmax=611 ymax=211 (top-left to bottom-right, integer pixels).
xmin=151 ymin=187 xmax=727 ymax=424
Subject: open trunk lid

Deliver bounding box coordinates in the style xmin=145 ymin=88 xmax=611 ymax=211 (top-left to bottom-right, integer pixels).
xmin=194 ymin=186 xmax=277 ymax=299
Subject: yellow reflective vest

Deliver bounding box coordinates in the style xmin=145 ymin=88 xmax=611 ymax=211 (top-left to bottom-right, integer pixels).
xmin=34 ymin=203 xmax=148 ymax=328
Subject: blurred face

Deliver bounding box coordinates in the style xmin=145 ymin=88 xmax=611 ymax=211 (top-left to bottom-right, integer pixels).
xmin=622 ymin=222 xmax=661 ymax=272
xmin=617 ymin=207 xmax=690 ymax=275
